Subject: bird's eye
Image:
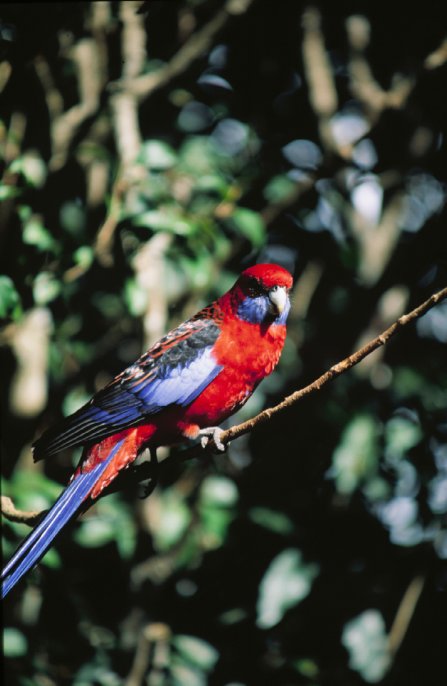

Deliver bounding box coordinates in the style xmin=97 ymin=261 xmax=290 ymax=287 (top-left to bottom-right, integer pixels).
xmin=245 ymin=278 xmax=263 ymax=297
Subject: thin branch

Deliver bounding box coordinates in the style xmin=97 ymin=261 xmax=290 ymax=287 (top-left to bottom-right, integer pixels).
xmin=217 ymin=284 xmax=447 ymax=445
xmin=109 ymin=0 xmax=256 ymax=100
xmin=1 ymin=496 xmax=44 ymax=526
xmin=388 ymin=573 xmax=426 ymax=658
xmin=301 ymin=6 xmax=338 ymax=153
xmin=2 ymin=284 xmax=447 ymax=525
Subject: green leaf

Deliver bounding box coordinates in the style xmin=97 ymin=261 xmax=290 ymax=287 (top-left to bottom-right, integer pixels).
xmin=8 ymin=471 xmax=62 ymax=511
xmin=198 ymin=476 xmax=238 ymax=548
xmin=0 ymin=275 xmax=21 ymax=318
xmin=153 ymin=491 xmax=192 ymax=552
xmin=75 ymin=516 xmax=116 ymax=548
xmin=33 ymin=272 xmax=61 ymax=305
xmin=75 ymin=495 xmax=137 ymax=559
xmin=3 ymin=627 xmax=28 ymax=657
xmin=227 ymin=207 xmax=265 ymax=247
xmin=10 ymin=152 xmax=47 ymax=188
xmin=256 ymin=549 xmax=319 ymax=629
xmin=133 ymin=209 xmax=194 ymax=235
xmin=0 ymin=184 xmax=20 ymax=200
xmin=264 ymin=174 xmax=297 ymax=203
xmin=124 ymin=278 xmax=148 ymax=316
xmin=342 ymin=610 xmax=391 ymax=682
xmin=74 ymin=246 xmax=94 ymax=269
xmin=141 ymin=140 xmax=177 ymax=170
xmin=173 ymin=635 xmax=219 ymax=671
xmin=293 ymin=658 xmax=319 ymax=678
xmin=249 ymin=507 xmax=294 ymax=535
xmin=330 ymin=414 xmax=379 ymax=495
xmin=62 ymin=387 xmax=92 ymax=417
xmin=200 ymin=476 xmax=238 ymax=507
xmin=179 ymin=136 xmax=216 ymax=174
xmin=384 ymin=416 xmax=422 ymax=463
xmin=23 ymin=218 xmax=58 ymax=253
xmin=60 ymin=201 xmax=86 ymax=235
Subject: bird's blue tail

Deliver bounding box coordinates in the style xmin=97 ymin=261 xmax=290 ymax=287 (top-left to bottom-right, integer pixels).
xmin=1 ymin=438 xmax=125 ymax=599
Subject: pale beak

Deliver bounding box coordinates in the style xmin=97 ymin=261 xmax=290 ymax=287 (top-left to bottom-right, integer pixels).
xmin=268 ymin=286 xmax=287 ymax=316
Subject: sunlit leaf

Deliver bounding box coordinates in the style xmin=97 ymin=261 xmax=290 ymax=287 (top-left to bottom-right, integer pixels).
xmin=3 ymin=627 xmax=28 ymax=657
xmin=153 ymin=491 xmax=192 ymax=552
xmin=124 ymin=277 xmax=148 ymax=316
xmin=0 ymin=184 xmax=20 ymax=200
xmin=24 ymin=217 xmax=57 ymax=254
xmin=10 ymin=152 xmax=47 ymax=188
xmin=256 ymin=549 xmax=319 ymax=628
xmin=33 ymin=272 xmax=61 ymax=305
xmin=330 ymin=414 xmax=379 ymax=495
xmin=342 ymin=610 xmax=391 ymax=683
xmin=74 ymin=246 xmax=94 ymax=269
xmin=133 ymin=209 xmax=194 ymax=235
xmin=200 ymin=476 xmax=238 ymax=507
xmin=141 ymin=140 xmax=177 ymax=170
xmin=173 ymin=634 xmax=219 ymax=671
xmin=384 ymin=416 xmax=422 ymax=463
xmin=227 ymin=207 xmax=265 ymax=247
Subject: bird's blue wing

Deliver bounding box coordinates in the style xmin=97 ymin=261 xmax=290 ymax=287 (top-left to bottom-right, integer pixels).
xmin=33 ymin=311 xmax=223 ymax=460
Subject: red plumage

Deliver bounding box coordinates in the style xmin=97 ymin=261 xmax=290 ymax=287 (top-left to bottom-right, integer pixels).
xmin=2 ymin=263 xmax=293 ymax=597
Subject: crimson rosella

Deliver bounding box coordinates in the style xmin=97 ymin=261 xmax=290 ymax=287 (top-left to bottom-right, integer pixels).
xmin=2 ymin=263 xmax=293 ymax=597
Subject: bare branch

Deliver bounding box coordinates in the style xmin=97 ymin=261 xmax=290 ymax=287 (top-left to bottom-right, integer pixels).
xmin=109 ymin=0 xmax=256 ymax=100
xmin=217 ymin=284 xmax=447 ymax=446
xmin=388 ymin=574 xmax=426 ymax=658
xmin=301 ymin=6 xmax=338 ymax=153
xmin=1 ymin=496 xmax=44 ymax=527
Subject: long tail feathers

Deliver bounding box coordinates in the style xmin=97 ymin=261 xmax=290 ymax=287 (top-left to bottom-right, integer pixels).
xmin=1 ymin=438 xmax=125 ymax=599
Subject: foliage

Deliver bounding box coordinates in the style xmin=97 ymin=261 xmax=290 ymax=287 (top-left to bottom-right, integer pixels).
xmin=1 ymin=2 xmax=447 ymax=685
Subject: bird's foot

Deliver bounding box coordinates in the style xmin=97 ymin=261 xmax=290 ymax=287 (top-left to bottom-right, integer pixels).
xmin=198 ymin=427 xmax=227 ymax=452
xmin=136 ymin=447 xmax=158 ymax=499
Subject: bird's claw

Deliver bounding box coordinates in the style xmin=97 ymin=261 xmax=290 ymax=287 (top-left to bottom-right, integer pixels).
xmin=136 ymin=447 xmax=158 ymax=499
xmin=199 ymin=427 xmax=227 ymax=452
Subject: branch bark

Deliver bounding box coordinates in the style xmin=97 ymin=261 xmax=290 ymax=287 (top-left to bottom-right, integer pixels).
xmin=2 ymin=284 xmax=447 ymax=525
xmin=217 ymin=284 xmax=447 ymax=446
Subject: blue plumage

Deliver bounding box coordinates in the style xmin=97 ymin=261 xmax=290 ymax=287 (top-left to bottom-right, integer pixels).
xmin=1 ymin=438 xmax=125 ymax=598
xmin=237 ymin=293 xmax=291 ymax=325
xmin=32 ymin=317 xmax=223 ymax=460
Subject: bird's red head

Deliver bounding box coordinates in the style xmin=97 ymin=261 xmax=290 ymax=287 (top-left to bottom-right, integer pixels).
xmin=240 ymin=263 xmax=293 ymax=290
xmin=221 ymin=263 xmax=293 ymax=325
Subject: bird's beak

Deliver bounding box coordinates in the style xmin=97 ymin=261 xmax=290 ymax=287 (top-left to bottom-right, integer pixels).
xmin=268 ymin=286 xmax=287 ymax=316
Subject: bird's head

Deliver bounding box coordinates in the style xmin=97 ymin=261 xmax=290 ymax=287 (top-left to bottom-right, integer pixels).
xmin=224 ymin=263 xmax=293 ymax=325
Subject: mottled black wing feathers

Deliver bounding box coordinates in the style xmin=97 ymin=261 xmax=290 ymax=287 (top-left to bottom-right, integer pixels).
xmin=33 ymin=308 xmax=223 ymax=460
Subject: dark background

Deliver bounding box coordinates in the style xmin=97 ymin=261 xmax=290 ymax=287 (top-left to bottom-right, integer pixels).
xmin=1 ymin=2 xmax=447 ymax=685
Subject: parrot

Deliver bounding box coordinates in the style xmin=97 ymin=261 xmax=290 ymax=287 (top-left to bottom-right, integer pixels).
xmin=1 ymin=263 xmax=293 ymax=598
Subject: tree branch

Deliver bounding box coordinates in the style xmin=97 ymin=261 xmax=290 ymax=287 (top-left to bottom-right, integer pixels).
xmin=2 ymin=284 xmax=446 ymax=525
xmin=109 ymin=0 xmax=256 ymax=100
xmin=217 ymin=285 xmax=447 ymax=446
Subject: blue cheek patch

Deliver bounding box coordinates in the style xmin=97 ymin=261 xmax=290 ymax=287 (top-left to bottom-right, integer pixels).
xmin=237 ymin=296 xmax=291 ymax=325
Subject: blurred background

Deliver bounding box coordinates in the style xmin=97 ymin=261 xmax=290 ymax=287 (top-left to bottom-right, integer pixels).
xmin=1 ymin=1 xmax=447 ymax=685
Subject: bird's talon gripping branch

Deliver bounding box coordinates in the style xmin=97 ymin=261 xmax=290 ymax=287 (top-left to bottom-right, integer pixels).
xmin=199 ymin=427 xmax=227 ymax=452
